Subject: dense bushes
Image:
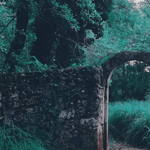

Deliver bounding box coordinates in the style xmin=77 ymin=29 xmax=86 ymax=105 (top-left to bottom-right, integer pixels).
xmin=109 ymin=100 xmax=150 ymax=148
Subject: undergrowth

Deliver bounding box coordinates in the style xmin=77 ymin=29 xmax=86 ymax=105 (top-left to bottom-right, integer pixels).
xmin=109 ymin=100 xmax=150 ymax=149
xmin=0 ymin=126 xmax=46 ymax=150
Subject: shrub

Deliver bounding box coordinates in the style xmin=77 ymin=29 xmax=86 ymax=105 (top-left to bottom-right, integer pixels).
xmin=109 ymin=100 xmax=150 ymax=148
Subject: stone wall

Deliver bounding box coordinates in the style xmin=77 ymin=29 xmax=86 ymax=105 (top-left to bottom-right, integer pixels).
xmin=0 ymin=67 xmax=104 ymax=150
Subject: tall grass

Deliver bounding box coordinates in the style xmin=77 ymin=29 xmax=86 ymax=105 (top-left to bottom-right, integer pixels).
xmin=109 ymin=100 xmax=150 ymax=148
xmin=0 ymin=126 xmax=46 ymax=150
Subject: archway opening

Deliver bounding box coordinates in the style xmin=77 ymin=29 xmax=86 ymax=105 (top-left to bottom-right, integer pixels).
xmin=108 ymin=60 xmax=150 ymax=150
xmin=101 ymin=51 xmax=150 ymax=150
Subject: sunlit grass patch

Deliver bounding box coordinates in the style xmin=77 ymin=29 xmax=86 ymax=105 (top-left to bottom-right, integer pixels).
xmin=109 ymin=100 xmax=150 ymax=148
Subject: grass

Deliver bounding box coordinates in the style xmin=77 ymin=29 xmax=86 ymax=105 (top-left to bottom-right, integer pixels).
xmin=0 ymin=125 xmax=46 ymax=150
xmin=109 ymin=100 xmax=150 ymax=149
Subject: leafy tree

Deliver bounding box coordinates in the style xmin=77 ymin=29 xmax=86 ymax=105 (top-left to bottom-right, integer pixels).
xmin=31 ymin=0 xmax=112 ymax=68
xmin=0 ymin=0 xmax=112 ymax=72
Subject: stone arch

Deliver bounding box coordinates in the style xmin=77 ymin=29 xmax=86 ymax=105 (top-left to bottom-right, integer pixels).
xmin=101 ymin=51 xmax=150 ymax=150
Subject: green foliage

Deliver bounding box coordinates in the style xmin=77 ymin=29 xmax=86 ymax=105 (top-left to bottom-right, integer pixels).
xmin=30 ymin=0 xmax=104 ymax=67
xmin=109 ymin=100 xmax=150 ymax=148
xmin=52 ymin=0 xmax=103 ymax=31
xmin=0 ymin=2 xmax=15 ymax=53
xmin=49 ymin=0 xmax=80 ymax=31
xmin=110 ymin=62 xmax=150 ymax=101
xmin=76 ymin=0 xmax=102 ymax=27
xmin=14 ymin=55 xmax=49 ymax=72
xmin=0 ymin=126 xmax=46 ymax=150
xmin=0 ymin=1 xmax=15 ymax=71
xmin=0 ymin=0 xmax=111 ymax=70
xmin=83 ymin=0 xmax=150 ymax=65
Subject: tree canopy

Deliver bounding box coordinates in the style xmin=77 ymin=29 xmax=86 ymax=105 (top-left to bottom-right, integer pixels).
xmin=0 ymin=0 xmax=112 ymax=71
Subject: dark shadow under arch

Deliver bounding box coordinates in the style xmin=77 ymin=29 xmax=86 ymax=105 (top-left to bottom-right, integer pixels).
xmin=101 ymin=51 xmax=150 ymax=150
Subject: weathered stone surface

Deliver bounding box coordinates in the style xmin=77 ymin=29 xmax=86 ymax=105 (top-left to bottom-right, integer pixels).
xmin=0 ymin=67 xmax=104 ymax=150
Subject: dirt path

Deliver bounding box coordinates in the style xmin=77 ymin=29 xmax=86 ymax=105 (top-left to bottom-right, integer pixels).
xmin=110 ymin=143 xmax=148 ymax=150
